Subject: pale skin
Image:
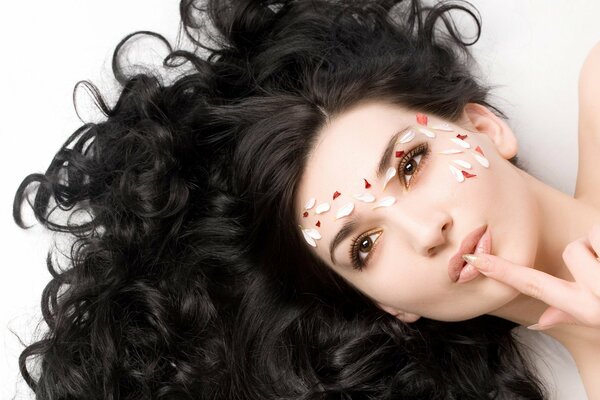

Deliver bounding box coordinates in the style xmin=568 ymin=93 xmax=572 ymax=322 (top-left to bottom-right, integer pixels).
xmin=462 ymin=42 xmax=600 ymax=398
xmin=295 ymin=44 xmax=600 ymax=398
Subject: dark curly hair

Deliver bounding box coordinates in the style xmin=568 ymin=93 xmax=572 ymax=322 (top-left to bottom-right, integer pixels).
xmin=13 ymin=0 xmax=547 ymax=399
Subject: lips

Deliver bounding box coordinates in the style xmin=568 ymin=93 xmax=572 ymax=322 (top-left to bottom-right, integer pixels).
xmin=448 ymin=224 xmax=489 ymax=283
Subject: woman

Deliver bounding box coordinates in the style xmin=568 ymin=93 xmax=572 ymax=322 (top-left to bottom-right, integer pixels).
xmin=11 ymin=0 xmax=599 ymax=398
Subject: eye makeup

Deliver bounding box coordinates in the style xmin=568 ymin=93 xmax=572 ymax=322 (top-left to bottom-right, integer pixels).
xmin=348 ymin=141 xmax=431 ymax=270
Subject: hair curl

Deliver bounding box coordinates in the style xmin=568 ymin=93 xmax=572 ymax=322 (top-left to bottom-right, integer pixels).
xmin=13 ymin=0 xmax=545 ymax=399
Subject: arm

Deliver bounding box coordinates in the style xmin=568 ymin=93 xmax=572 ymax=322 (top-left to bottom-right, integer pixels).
xmin=575 ymin=41 xmax=600 ymax=206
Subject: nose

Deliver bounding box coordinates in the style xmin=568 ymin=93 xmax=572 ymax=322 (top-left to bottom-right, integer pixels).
xmin=395 ymin=209 xmax=452 ymax=257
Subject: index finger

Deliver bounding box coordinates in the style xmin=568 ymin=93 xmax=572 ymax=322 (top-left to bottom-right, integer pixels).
xmin=466 ymin=254 xmax=581 ymax=315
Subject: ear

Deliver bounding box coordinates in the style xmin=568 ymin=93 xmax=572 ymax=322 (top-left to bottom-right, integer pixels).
xmin=460 ymin=103 xmax=518 ymax=159
xmin=377 ymin=303 xmax=422 ymax=323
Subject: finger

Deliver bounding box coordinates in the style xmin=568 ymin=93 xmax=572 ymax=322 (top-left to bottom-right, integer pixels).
xmin=537 ymin=306 xmax=579 ymax=328
xmin=464 ymin=254 xmax=582 ymax=315
xmin=562 ymin=237 xmax=600 ymax=285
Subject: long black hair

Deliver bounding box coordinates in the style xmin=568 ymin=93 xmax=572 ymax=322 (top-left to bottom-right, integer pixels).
xmin=13 ymin=0 xmax=546 ymax=399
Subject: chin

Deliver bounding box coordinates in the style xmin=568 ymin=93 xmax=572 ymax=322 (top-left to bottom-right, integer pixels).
xmin=432 ymin=280 xmax=522 ymax=323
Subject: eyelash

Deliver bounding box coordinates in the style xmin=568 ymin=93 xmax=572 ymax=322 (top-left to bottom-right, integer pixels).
xmin=348 ymin=142 xmax=431 ymax=271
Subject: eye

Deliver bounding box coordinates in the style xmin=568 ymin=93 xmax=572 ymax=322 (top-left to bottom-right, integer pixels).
xmin=349 ymin=230 xmax=382 ymax=270
xmin=398 ymin=143 xmax=429 ymax=188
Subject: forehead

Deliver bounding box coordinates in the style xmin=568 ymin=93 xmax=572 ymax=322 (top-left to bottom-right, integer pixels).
xmin=303 ymin=101 xmax=411 ymax=188
xmin=296 ymin=101 xmax=414 ymax=256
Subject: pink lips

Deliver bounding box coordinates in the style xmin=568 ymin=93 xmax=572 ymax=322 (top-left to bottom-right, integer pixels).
xmin=448 ymin=225 xmax=490 ymax=283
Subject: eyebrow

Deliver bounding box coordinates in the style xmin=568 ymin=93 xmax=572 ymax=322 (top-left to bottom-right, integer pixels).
xmin=329 ymin=125 xmax=411 ymax=265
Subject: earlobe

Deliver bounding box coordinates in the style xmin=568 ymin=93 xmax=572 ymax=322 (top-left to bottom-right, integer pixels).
xmin=461 ymin=103 xmax=518 ymax=160
xmin=377 ymin=303 xmax=422 ymax=323
xmin=397 ymin=312 xmax=421 ymax=323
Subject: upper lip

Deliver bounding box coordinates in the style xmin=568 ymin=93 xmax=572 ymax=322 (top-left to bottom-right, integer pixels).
xmin=447 ymin=224 xmax=488 ymax=282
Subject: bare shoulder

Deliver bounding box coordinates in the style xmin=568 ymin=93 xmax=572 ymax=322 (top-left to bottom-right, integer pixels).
xmin=579 ymin=41 xmax=600 ymax=122
xmin=574 ymin=41 xmax=600 ymax=209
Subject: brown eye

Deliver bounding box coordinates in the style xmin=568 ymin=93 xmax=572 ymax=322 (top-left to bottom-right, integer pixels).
xmin=397 ymin=143 xmax=429 ymax=188
xmin=359 ymin=236 xmax=374 ymax=252
xmin=350 ymin=231 xmax=383 ymax=270
xmin=404 ymin=158 xmax=418 ymax=175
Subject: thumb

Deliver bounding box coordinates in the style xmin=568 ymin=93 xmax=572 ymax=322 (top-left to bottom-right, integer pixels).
xmin=531 ymin=306 xmax=578 ymax=330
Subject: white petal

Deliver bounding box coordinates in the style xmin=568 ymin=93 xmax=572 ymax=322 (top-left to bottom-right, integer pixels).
xmin=372 ymin=196 xmax=396 ymax=209
xmin=382 ymin=167 xmax=396 ymax=191
xmin=304 ymin=197 xmax=316 ymax=210
xmin=301 ymin=229 xmax=317 ymax=247
xmin=335 ymin=202 xmax=354 ymax=219
xmin=431 ymin=123 xmax=454 ymax=132
xmin=474 ymin=153 xmax=490 ymax=168
xmin=399 ymin=130 xmax=416 ymax=144
xmin=439 ymin=149 xmax=463 ymax=155
xmin=450 ymin=138 xmax=471 ymax=149
xmin=353 ymin=193 xmax=375 ymax=203
xmin=419 ymin=127 xmax=436 ymax=138
xmin=315 ymin=202 xmax=330 ymax=214
xmin=449 ymin=164 xmax=465 ymax=182
xmin=452 ymin=159 xmax=472 ymax=169
xmin=304 ymin=228 xmax=322 ymax=240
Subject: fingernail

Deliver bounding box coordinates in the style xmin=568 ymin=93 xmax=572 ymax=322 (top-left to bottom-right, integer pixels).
xmin=527 ymin=323 xmax=552 ymax=331
xmin=462 ymin=254 xmax=489 ymax=272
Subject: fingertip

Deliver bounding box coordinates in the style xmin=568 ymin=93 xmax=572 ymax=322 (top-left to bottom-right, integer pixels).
xmin=462 ymin=253 xmax=491 ymax=272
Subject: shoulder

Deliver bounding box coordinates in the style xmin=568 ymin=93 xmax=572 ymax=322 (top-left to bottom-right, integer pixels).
xmin=579 ymin=41 xmax=600 ymax=129
xmin=574 ymin=42 xmax=600 ymax=208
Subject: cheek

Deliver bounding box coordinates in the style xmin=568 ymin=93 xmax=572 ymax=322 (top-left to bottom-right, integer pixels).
xmin=355 ymin=248 xmax=446 ymax=307
xmin=437 ymin=139 xmax=491 ymax=183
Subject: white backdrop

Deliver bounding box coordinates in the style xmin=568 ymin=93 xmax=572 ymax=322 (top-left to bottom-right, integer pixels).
xmin=1 ymin=1 xmax=598 ymax=399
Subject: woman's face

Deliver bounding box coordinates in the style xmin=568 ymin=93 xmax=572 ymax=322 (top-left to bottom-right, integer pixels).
xmin=295 ymin=101 xmax=540 ymax=322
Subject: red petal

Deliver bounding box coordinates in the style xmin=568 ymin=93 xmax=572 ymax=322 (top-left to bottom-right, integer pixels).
xmin=416 ymin=113 xmax=428 ymax=125
xmin=475 ymin=146 xmax=484 ymax=156
xmin=303 ymin=211 xmax=309 ymax=217
xmin=316 ymin=220 xmax=321 ymax=227
xmin=364 ymin=178 xmax=371 ymax=189
xmin=395 ymin=150 xmax=405 ymax=158
xmin=333 ymin=191 xmax=341 ymax=200
xmin=461 ymin=170 xmax=477 ymax=178
xmin=457 ymin=134 xmax=468 ymax=140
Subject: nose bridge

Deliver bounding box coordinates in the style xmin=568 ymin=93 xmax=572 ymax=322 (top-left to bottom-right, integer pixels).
xmin=391 ymin=201 xmax=452 ymax=256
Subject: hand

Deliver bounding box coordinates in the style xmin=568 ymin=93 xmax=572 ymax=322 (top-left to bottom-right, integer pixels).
xmin=462 ymin=224 xmax=600 ymax=331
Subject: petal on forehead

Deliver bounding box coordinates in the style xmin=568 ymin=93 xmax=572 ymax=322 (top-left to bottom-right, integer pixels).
xmin=315 ymin=202 xmax=330 ymax=214
xmin=372 ymin=196 xmax=396 ymax=209
xmin=382 ymin=167 xmax=396 ymax=191
xmin=336 ymin=202 xmax=354 ymax=219
xmin=353 ymin=193 xmax=375 ymax=203
xmin=419 ymin=127 xmax=436 ymax=138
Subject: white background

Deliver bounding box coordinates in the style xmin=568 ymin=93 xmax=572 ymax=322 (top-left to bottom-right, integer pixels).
xmin=1 ymin=1 xmax=599 ymax=399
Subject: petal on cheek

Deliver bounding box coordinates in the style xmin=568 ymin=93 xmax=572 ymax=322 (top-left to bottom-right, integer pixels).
xmin=474 ymin=153 xmax=490 ymax=168
xmin=452 ymin=159 xmax=472 ymax=169
xmin=451 ymin=138 xmax=471 ymax=149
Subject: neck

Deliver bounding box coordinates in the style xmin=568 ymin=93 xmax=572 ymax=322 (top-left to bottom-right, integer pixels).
xmin=489 ymin=169 xmax=600 ymax=344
